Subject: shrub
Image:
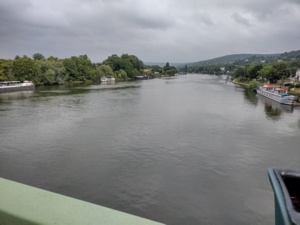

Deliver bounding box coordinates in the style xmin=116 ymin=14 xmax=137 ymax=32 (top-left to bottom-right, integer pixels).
xmin=248 ymin=80 xmax=261 ymax=90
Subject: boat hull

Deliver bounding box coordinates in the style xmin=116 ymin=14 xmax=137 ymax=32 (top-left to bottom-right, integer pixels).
xmin=0 ymin=84 xmax=35 ymax=93
xmin=256 ymin=88 xmax=295 ymax=105
xmin=100 ymin=77 xmax=115 ymax=83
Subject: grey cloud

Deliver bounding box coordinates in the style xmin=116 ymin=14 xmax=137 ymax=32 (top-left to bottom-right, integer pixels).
xmin=0 ymin=0 xmax=300 ymax=62
xmin=231 ymin=13 xmax=251 ymax=26
xmin=130 ymin=15 xmax=172 ymax=30
xmin=199 ymin=15 xmax=214 ymax=26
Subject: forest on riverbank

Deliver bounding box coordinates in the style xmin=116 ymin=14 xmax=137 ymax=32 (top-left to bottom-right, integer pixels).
xmin=180 ymin=50 xmax=300 ymax=84
xmin=0 ymin=53 xmax=178 ymax=85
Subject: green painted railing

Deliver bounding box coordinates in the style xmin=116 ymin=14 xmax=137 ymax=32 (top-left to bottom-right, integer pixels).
xmin=268 ymin=168 xmax=300 ymax=225
xmin=268 ymin=168 xmax=291 ymax=225
xmin=0 ymin=178 xmax=164 ymax=225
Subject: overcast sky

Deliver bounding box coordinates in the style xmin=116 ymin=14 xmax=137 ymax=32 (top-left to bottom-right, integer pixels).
xmin=1 ymin=0 xmax=300 ymax=63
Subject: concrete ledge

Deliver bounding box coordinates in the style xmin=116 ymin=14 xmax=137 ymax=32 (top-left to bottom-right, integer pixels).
xmin=0 ymin=178 xmax=164 ymax=225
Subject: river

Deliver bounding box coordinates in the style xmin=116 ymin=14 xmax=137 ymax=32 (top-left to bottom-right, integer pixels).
xmin=1 ymin=74 xmax=300 ymax=224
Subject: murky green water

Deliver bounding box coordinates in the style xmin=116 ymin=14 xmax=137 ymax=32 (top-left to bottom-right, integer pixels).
xmin=1 ymin=74 xmax=300 ymax=224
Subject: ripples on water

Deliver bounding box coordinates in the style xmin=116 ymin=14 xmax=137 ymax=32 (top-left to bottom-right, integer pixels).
xmin=0 ymin=75 xmax=300 ymax=225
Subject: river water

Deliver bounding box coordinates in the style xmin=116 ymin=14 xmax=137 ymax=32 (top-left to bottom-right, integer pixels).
xmin=1 ymin=74 xmax=300 ymax=224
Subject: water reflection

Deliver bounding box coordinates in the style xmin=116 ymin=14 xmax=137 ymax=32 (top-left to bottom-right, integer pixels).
xmin=243 ymin=89 xmax=258 ymax=105
xmin=264 ymin=103 xmax=282 ymax=120
xmin=35 ymin=83 xmax=141 ymax=97
xmin=0 ymin=90 xmax=35 ymax=101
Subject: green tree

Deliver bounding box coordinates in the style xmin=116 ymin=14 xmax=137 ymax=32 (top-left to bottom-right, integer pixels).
xmin=56 ymin=66 xmax=69 ymax=84
xmin=289 ymin=67 xmax=298 ymax=77
xmin=0 ymin=59 xmax=13 ymax=81
xmin=246 ymin=64 xmax=262 ymax=79
xmin=232 ymin=66 xmax=246 ymax=78
xmin=150 ymin=65 xmax=162 ymax=73
xmin=165 ymin=67 xmax=178 ymax=76
xmin=257 ymin=65 xmax=272 ymax=82
xmin=103 ymin=54 xmax=144 ymax=79
xmin=75 ymin=55 xmax=94 ymax=79
xmin=63 ymin=58 xmax=79 ymax=81
xmin=103 ymin=54 xmax=122 ymax=71
xmin=63 ymin=55 xmax=94 ymax=81
xmin=96 ymin=65 xmax=114 ymax=78
xmin=37 ymin=60 xmax=68 ymax=85
xmin=47 ymin=56 xmax=59 ymax=61
xmin=121 ymin=54 xmax=144 ymax=70
xmin=33 ymin=53 xmax=45 ymax=60
xmin=163 ymin=62 xmax=178 ymax=76
xmin=183 ymin=65 xmax=188 ymax=74
xmin=120 ymin=59 xmax=137 ymax=78
xmin=289 ymin=60 xmax=300 ymax=68
xmin=117 ymin=69 xmax=127 ymax=80
xmin=12 ymin=56 xmax=39 ymax=83
xmin=248 ymin=80 xmax=261 ymax=90
xmin=42 ymin=69 xmax=56 ymax=84
xmin=272 ymin=62 xmax=290 ymax=81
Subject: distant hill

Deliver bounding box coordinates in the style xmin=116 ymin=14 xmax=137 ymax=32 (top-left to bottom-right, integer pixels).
xmin=145 ymin=62 xmax=187 ymax=67
xmin=144 ymin=62 xmax=167 ymax=67
xmin=188 ymin=53 xmax=281 ymax=67
xmin=179 ymin=50 xmax=300 ymax=75
xmin=145 ymin=50 xmax=300 ymax=68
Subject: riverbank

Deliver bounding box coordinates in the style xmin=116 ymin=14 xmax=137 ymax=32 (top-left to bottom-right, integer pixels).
xmin=232 ymin=79 xmax=252 ymax=88
xmin=232 ymin=79 xmax=300 ymax=106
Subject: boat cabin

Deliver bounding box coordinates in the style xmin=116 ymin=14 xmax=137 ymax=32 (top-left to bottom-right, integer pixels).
xmin=275 ymin=87 xmax=288 ymax=96
xmin=262 ymin=85 xmax=275 ymax=92
xmin=0 ymin=81 xmax=21 ymax=87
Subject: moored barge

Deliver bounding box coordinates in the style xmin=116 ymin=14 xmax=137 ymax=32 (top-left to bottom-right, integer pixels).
xmin=256 ymin=85 xmax=295 ymax=105
xmin=0 ymin=81 xmax=35 ymax=93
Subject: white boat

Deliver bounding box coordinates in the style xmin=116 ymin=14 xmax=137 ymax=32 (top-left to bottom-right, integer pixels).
xmin=100 ymin=77 xmax=108 ymax=82
xmin=256 ymin=84 xmax=295 ymax=105
xmin=100 ymin=76 xmax=115 ymax=83
xmin=0 ymin=81 xmax=35 ymax=93
xmin=108 ymin=77 xmax=115 ymax=82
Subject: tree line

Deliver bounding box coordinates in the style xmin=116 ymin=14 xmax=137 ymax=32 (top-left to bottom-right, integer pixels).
xmin=231 ymin=61 xmax=299 ymax=83
xmin=0 ymin=53 xmax=178 ymax=85
xmin=181 ymin=50 xmax=300 ymax=82
xmin=180 ymin=59 xmax=300 ymax=84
